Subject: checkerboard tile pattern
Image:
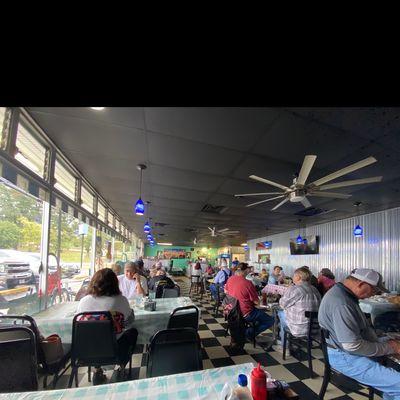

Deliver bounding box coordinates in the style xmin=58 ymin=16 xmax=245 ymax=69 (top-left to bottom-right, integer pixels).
xmin=41 ymin=277 xmax=383 ymax=399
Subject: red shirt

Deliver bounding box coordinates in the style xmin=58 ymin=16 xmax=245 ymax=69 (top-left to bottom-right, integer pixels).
xmin=225 ymin=275 xmax=259 ymax=317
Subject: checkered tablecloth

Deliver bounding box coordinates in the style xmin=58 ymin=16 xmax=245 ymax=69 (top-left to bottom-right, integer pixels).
xmin=0 ymin=363 xmax=254 ymax=400
xmin=261 ymin=284 xmax=289 ymax=296
xmin=33 ymin=297 xmax=198 ymax=344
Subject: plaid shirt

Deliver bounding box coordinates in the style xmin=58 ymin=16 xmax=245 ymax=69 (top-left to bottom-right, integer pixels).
xmin=279 ymin=282 xmax=321 ymax=337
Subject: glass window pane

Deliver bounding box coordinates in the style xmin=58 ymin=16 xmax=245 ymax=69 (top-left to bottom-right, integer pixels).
xmin=97 ymin=202 xmax=106 ymax=222
xmin=81 ymin=184 xmax=93 ymax=213
xmin=54 ymin=159 xmax=76 ymax=200
xmin=0 ymin=181 xmax=43 ymax=316
xmin=108 ymin=211 xmax=114 ymax=228
xmin=0 ymin=107 xmax=6 ymax=147
xmin=15 ymin=116 xmax=47 ymax=178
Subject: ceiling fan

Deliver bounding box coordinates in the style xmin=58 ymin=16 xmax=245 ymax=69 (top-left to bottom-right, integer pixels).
xmin=200 ymin=227 xmax=240 ymax=238
xmin=234 ymin=155 xmax=382 ymax=211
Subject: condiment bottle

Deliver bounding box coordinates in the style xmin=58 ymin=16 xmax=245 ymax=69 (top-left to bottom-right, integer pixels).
xmin=250 ymin=363 xmax=267 ymax=400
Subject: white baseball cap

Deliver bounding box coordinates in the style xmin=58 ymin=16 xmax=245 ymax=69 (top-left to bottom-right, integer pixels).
xmin=350 ymin=268 xmax=389 ymax=293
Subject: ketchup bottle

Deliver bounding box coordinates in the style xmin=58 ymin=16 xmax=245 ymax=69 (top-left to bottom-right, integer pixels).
xmin=250 ymin=363 xmax=267 ymax=400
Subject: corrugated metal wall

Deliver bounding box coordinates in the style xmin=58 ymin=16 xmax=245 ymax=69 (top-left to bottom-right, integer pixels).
xmin=248 ymin=207 xmax=400 ymax=291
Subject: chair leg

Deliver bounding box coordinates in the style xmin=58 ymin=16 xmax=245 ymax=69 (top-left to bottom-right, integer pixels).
xmin=75 ymin=368 xmax=79 ymax=387
xmin=129 ymin=355 xmax=132 ymax=379
xmin=307 ymin=339 xmax=314 ymax=378
xmin=88 ymin=366 xmax=91 ymax=382
xmin=252 ymin=323 xmax=256 ymax=349
xmin=283 ymin=331 xmax=287 ymax=360
xmin=52 ymin=373 xmax=59 ymax=389
xmin=368 ymin=387 xmax=374 ymax=400
xmin=318 ymin=366 xmax=330 ymax=399
xmin=68 ymin=366 xmax=76 ymax=388
xmin=43 ymin=374 xmax=48 ymax=389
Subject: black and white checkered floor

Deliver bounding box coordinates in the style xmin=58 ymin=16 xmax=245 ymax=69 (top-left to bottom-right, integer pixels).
xmin=45 ymin=277 xmax=382 ymax=399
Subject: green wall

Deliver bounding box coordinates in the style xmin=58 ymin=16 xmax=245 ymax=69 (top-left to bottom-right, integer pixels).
xmin=144 ymin=244 xmax=219 ymax=261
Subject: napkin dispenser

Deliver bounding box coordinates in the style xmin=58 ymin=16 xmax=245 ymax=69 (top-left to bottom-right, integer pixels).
xmin=144 ymin=299 xmax=157 ymax=311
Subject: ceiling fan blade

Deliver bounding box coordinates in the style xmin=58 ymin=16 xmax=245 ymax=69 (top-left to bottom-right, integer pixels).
xmin=301 ymin=197 xmax=312 ymax=208
xmin=249 ymin=175 xmax=290 ymax=191
xmin=271 ymin=197 xmax=289 ymax=211
xmin=245 ymin=195 xmax=286 ymax=208
xmin=207 ymin=227 xmax=213 ymax=231
xmin=318 ymin=176 xmax=383 ymax=190
xmin=234 ymin=192 xmax=283 ymax=197
xmin=297 ymin=155 xmax=317 ymax=186
xmin=217 ymin=228 xmax=229 ymax=232
xmin=308 ymin=191 xmax=351 ymax=199
xmin=310 ymin=156 xmax=377 ymax=187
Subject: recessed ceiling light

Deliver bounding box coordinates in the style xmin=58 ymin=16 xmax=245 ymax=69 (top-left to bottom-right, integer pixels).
xmin=90 ymin=107 xmax=105 ymax=111
xmin=158 ymin=242 xmax=173 ymax=246
xmin=241 ymin=243 xmax=248 ymax=246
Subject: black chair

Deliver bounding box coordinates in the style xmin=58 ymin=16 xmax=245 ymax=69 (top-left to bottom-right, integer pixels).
xmin=162 ymin=284 xmax=181 ymax=298
xmin=0 ymin=314 xmax=71 ymax=389
xmin=319 ymin=328 xmax=374 ymax=399
xmin=68 ymin=311 xmax=132 ymax=387
xmin=189 ymin=275 xmax=203 ymax=296
xmin=282 ymin=311 xmax=320 ymax=378
xmin=211 ymin=283 xmax=225 ymax=317
xmin=0 ymin=325 xmax=38 ymax=392
xmin=146 ymin=328 xmax=202 ymax=378
xmin=373 ymin=311 xmax=400 ymax=333
xmin=167 ymin=306 xmax=199 ymax=330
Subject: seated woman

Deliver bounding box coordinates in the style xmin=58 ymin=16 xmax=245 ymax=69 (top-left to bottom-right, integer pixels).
xmin=76 ymin=268 xmax=138 ymax=384
xmin=268 ymin=266 xmax=285 ymax=285
xmin=317 ymin=267 xmax=336 ymax=296
xmin=259 ymin=268 xmax=269 ymax=282
xmin=205 ymin=264 xmax=215 ymax=276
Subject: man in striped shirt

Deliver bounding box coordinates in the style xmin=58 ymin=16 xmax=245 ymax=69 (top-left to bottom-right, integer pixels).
xmin=277 ymin=266 xmax=321 ymax=349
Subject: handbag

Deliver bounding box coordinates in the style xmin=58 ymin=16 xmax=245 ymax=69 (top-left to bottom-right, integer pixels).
xmin=41 ymin=334 xmax=64 ymax=364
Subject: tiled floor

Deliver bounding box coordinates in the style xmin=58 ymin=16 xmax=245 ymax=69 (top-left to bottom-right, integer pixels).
xmin=45 ymin=277 xmax=383 ymax=399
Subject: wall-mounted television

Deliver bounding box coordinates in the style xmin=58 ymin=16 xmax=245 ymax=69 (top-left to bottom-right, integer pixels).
xmin=256 ymin=241 xmax=272 ymax=250
xmin=289 ymin=235 xmax=319 ymax=255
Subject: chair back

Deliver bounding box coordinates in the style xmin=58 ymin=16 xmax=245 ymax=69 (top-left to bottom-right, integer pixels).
xmin=146 ymin=328 xmax=202 ymax=378
xmin=319 ymin=328 xmax=331 ymax=371
xmin=191 ymin=274 xmax=201 ymax=283
xmin=0 ymin=325 xmax=38 ymax=392
xmin=305 ymin=311 xmax=320 ymax=339
xmin=162 ymin=284 xmax=180 ymax=298
xmin=72 ymin=312 xmax=119 ymax=366
xmin=167 ymin=306 xmax=199 ymax=330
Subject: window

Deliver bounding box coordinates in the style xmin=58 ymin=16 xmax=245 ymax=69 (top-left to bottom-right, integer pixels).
xmin=108 ymin=210 xmax=114 ymax=228
xmin=81 ymin=184 xmax=94 ymax=213
xmin=0 ymin=107 xmax=6 ymax=148
xmin=97 ymin=201 xmax=106 ymax=222
xmin=15 ymin=115 xmax=47 ymax=178
xmin=54 ymin=158 xmax=76 ymax=200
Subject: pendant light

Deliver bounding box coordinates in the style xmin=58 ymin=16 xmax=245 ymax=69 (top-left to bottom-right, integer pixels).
xmin=143 ymin=201 xmax=151 ymax=233
xmin=134 ymin=164 xmax=146 ymax=216
xmin=353 ymin=201 xmax=363 ymax=237
xmin=296 ymin=219 xmax=303 ymax=244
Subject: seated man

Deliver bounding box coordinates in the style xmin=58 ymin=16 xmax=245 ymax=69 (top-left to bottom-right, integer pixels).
xmin=148 ymin=268 xmax=174 ymax=292
xmin=118 ymin=261 xmax=148 ymax=299
xmin=319 ymin=268 xmax=400 ymax=399
xmin=209 ymin=262 xmax=232 ymax=300
xmin=225 ymin=262 xmax=274 ymax=341
xmin=268 ymin=266 xmax=285 ymax=285
xmin=277 ymin=266 xmax=321 ymax=349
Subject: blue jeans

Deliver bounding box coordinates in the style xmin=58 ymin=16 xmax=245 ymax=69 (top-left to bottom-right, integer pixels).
xmin=328 ymin=348 xmax=400 ymax=400
xmin=209 ymin=283 xmax=222 ymax=301
xmin=277 ymin=309 xmax=288 ymax=344
xmin=244 ymin=308 xmax=274 ymax=339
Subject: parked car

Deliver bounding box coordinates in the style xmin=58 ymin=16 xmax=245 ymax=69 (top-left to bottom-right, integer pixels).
xmin=60 ymin=262 xmax=81 ymax=277
xmin=0 ymin=249 xmax=35 ymax=290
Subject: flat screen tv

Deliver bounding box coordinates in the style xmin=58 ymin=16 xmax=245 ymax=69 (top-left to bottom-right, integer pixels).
xmin=256 ymin=241 xmax=272 ymax=250
xmin=290 ymin=235 xmax=319 ymax=255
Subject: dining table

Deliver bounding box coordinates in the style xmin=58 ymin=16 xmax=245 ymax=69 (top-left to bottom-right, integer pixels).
xmin=33 ymin=297 xmax=198 ymax=344
xmin=359 ymin=296 xmax=400 ymax=323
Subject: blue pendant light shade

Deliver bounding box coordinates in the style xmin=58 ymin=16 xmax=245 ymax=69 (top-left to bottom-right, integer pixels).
xmin=147 ymin=233 xmax=152 ymax=240
xmin=144 ymin=221 xmax=151 ymax=233
xmin=296 ymin=234 xmax=303 ymax=244
xmin=135 ymin=198 xmax=145 ymax=215
xmin=303 ymin=238 xmax=308 ymax=245
xmin=134 ymin=164 xmax=147 ymax=216
xmin=354 ymin=224 xmax=363 ymax=237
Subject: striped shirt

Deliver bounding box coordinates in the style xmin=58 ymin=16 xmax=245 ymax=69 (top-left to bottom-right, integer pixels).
xmin=279 ymin=282 xmax=321 ymax=337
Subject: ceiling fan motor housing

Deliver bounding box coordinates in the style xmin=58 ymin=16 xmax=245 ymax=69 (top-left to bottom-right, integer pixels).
xmin=290 ymin=189 xmax=306 ymax=203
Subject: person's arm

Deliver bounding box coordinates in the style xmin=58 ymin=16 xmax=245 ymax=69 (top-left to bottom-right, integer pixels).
xmin=248 ymin=283 xmax=260 ymax=305
xmin=279 ymin=286 xmax=299 ymax=309
xmin=134 ymin=273 xmax=146 ymax=295
xmin=333 ymin=306 xmax=395 ymax=357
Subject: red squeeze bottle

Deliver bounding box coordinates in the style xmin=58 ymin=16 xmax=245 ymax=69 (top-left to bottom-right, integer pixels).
xmin=250 ymin=363 xmax=267 ymax=400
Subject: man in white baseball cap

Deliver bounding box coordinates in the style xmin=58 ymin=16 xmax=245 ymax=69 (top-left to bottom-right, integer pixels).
xmin=319 ymin=268 xmax=400 ymax=399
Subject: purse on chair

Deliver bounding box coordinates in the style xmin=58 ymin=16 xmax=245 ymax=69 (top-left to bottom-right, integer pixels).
xmin=40 ymin=334 xmax=64 ymax=365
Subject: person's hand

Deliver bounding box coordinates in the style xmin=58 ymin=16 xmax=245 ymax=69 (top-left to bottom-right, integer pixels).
xmin=134 ymin=273 xmax=141 ymax=284
xmin=388 ymin=340 xmax=400 ymax=354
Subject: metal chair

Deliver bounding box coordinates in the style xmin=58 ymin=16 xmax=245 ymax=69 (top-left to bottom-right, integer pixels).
xmin=189 ymin=275 xmax=203 ymax=296
xmin=146 ymin=328 xmax=202 ymax=378
xmin=68 ymin=311 xmax=132 ymax=387
xmin=0 ymin=325 xmax=38 ymax=392
xmin=162 ymin=284 xmax=181 ymax=298
xmin=0 ymin=314 xmax=71 ymax=389
xmin=211 ymin=283 xmax=225 ymax=317
xmin=319 ymin=328 xmax=374 ymax=399
xmin=167 ymin=306 xmax=199 ymax=330
xmin=282 ymin=311 xmax=320 ymax=378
